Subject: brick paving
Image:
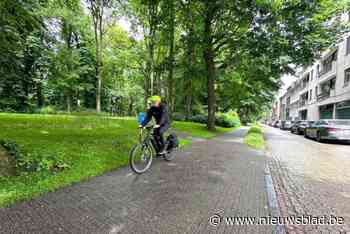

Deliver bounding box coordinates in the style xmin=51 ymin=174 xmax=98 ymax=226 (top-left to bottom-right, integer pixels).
xmin=0 ymin=128 xmax=273 ymax=234
xmin=265 ymin=126 xmax=350 ymax=234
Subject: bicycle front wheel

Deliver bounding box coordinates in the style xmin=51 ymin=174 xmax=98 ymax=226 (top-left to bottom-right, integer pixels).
xmin=129 ymin=143 xmax=153 ymax=174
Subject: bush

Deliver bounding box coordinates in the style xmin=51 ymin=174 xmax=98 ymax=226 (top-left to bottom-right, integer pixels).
xmin=215 ymin=112 xmax=240 ymax=128
xmin=188 ymin=114 xmax=207 ymax=124
xmin=244 ymin=124 xmax=264 ymax=149
xmin=39 ymin=106 xmax=57 ymax=115
xmin=172 ymin=112 xmax=186 ymax=121
xmin=0 ymin=106 xmax=16 ymax=113
xmin=0 ymin=139 xmax=69 ymax=174
xmin=248 ymin=125 xmax=262 ymax=134
xmin=173 ymin=111 xmax=241 ymax=128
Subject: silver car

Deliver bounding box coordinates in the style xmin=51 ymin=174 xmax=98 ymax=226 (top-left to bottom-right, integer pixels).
xmin=305 ymin=119 xmax=350 ymax=142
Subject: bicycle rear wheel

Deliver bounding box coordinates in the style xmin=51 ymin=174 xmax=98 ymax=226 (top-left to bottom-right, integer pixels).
xmin=163 ymin=147 xmax=176 ymax=161
xmin=129 ymin=143 xmax=153 ymax=174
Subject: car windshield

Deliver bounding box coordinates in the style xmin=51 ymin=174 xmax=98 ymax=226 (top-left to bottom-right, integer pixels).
xmin=328 ymin=120 xmax=350 ymax=126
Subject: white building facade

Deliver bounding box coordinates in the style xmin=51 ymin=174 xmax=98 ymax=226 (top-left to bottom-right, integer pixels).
xmin=279 ymin=13 xmax=350 ymax=121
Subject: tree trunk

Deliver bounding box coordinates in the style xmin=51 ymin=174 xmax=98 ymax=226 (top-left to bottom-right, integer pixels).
xmin=36 ymin=82 xmax=44 ymax=108
xmin=89 ymin=0 xmax=104 ymax=113
xmin=66 ymin=94 xmax=71 ymax=113
xmin=149 ymin=2 xmax=156 ymax=97
xmin=167 ymin=0 xmax=175 ymax=114
xmin=149 ymin=41 xmax=154 ymax=96
xmin=128 ymin=98 xmax=133 ymax=116
xmin=95 ymin=11 xmax=102 ymax=113
xmin=203 ymin=7 xmax=216 ymax=131
xmin=185 ymin=78 xmax=193 ymax=119
xmin=184 ymin=0 xmax=194 ymax=120
xmin=144 ymin=74 xmax=150 ymax=111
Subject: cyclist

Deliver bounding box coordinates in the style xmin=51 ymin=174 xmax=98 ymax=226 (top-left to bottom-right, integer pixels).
xmin=139 ymin=95 xmax=170 ymax=155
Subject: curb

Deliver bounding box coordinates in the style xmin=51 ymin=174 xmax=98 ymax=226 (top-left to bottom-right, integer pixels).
xmin=265 ymin=164 xmax=286 ymax=234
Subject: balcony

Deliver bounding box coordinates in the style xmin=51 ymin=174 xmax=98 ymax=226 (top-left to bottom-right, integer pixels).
xmin=318 ymin=61 xmax=336 ymax=79
xmin=317 ymin=92 xmax=330 ymax=102
xmin=317 ymin=89 xmax=335 ymax=102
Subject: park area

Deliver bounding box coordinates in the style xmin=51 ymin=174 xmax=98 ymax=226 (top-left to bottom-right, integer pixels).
xmin=0 ymin=113 xmax=237 ymax=207
xmin=1 ymin=0 xmax=350 ymax=233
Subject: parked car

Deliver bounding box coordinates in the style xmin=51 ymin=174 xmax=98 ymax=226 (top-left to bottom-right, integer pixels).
xmin=273 ymin=120 xmax=281 ymax=128
xmin=280 ymin=121 xmax=293 ymax=130
xmin=291 ymin=120 xmax=314 ymax=135
xmin=304 ymin=119 xmax=350 ymax=142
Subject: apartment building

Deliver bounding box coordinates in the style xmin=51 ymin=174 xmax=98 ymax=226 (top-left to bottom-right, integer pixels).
xmin=279 ymin=13 xmax=350 ymax=121
xmin=268 ymin=100 xmax=280 ymax=122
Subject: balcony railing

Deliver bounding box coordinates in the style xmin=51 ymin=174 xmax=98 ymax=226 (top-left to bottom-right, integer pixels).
xmin=317 ymin=92 xmax=330 ymax=101
xmin=318 ymin=61 xmax=336 ymax=78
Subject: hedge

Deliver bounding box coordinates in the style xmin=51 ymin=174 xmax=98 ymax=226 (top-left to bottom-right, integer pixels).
xmin=172 ymin=111 xmax=240 ymax=128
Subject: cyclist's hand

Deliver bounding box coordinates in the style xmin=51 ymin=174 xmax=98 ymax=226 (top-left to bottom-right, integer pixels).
xmin=139 ymin=125 xmax=144 ymax=129
xmin=154 ymin=124 xmax=160 ymax=128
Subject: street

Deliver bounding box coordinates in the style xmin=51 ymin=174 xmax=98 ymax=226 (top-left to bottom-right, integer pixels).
xmin=265 ymin=125 xmax=350 ymax=233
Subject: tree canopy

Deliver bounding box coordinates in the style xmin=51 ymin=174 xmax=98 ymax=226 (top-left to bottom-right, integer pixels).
xmin=0 ymin=0 xmax=348 ymax=128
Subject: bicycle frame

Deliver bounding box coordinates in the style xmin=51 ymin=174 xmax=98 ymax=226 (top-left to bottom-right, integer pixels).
xmin=139 ymin=127 xmax=157 ymax=156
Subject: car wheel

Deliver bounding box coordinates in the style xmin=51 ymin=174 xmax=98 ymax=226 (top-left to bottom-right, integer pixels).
xmin=316 ymin=132 xmax=322 ymax=142
xmin=304 ymin=131 xmax=308 ymax=138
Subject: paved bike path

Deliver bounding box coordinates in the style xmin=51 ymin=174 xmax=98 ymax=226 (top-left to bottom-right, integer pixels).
xmin=0 ymin=128 xmax=273 ymax=234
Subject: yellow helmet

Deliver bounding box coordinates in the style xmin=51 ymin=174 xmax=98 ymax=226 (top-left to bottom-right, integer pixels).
xmin=148 ymin=95 xmax=161 ymax=103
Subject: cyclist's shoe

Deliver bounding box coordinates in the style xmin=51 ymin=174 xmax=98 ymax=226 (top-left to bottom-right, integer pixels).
xmin=158 ymin=149 xmax=166 ymax=155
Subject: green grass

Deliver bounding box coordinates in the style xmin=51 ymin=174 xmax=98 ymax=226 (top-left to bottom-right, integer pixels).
xmin=173 ymin=121 xmax=238 ymax=138
xmin=0 ymin=113 xmax=234 ymax=207
xmin=244 ymin=124 xmax=265 ymax=150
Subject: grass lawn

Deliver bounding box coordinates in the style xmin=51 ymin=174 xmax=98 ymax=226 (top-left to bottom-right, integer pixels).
xmin=0 ymin=113 xmax=236 ymax=207
xmin=244 ymin=124 xmax=265 ymax=150
xmin=172 ymin=121 xmax=237 ymax=138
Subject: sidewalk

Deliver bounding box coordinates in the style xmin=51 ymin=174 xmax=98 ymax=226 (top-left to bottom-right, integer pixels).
xmin=0 ymin=128 xmax=273 ymax=234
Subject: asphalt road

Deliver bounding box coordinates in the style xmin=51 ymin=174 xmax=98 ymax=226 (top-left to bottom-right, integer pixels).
xmin=264 ymin=125 xmax=350 ymax=233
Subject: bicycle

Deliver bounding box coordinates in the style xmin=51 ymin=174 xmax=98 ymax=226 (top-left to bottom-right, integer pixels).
xmin=129 ymin=125 xmax=178 ymax=174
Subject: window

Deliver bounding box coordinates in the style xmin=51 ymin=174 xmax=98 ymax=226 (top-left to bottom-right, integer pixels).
xmin=315 ymin=87 xmax=318 ymax=98
xmin=347 ymin=37 xmax=350 ymax=55
xmin=310 ymin=70 xmax=314 ymax=81
xmin=320 ymin=51 xmax=337 ymax=75
xmin=345 ymin=68 xmax=350 ymax=87
xmin=309 ymin=89 xmax=312 ymax=100
xmin=330 ymin=77 xmax=336 ymax=90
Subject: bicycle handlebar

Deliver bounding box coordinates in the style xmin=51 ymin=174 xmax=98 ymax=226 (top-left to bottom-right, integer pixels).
xmin=139 ymin=125 xmax=154 ymax=130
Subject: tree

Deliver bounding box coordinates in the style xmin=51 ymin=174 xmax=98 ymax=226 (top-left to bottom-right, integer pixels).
xmin=196 ymin=0 xmax=344 ymax=130
xmin=86 ymin=0 xmax=113 ymax=113
xmin=198 ymin=0 xmax=254 ymax=130
xmin=164 ymin=0 xmax=175 ymax=113
xmin=103 ymin=24 xmax=144 ymax=115
xmin=0 ymin=0 xmax=43 ymax=111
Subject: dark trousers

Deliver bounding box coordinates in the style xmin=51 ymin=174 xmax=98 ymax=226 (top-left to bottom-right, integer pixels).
xmin=153 ymin=124 xmax=169 ymax=152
